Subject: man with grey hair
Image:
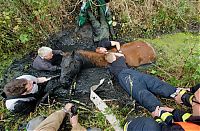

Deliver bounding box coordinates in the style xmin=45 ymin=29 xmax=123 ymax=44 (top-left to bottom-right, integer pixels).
xmin=33 ymin=47 xmax=63 ymax=71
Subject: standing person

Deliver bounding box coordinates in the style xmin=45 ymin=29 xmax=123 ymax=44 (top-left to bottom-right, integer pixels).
xmin=85 ymin=2 xmax=119 ymax=54
xmin=104 ymin=52 xmax=200 ymax=125
xmin=32 ymin=47 xmax=63 ymax=71
xmin=78 ymin=0 xmax=114 ymax=36
xmin=2 ymin=75 xmax=50 ymax=114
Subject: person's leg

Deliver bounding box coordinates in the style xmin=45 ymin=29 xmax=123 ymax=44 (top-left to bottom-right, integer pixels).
xmin=124 ymin=117 xmax=161 ymax=131
xmin=140 ymin=71 xmax=177 ymax=98
xmin=81 ymin=0 xmax=87 ymax=11
xmin=97 ymin=0 xmax=114 ymax=37
xmin=77 ymin=0 xmax=92 ymax=27
xmin=118 ymin=69 xmax=162 ymax=112
xmin=87 ymin=11 xmax=102 ymax=42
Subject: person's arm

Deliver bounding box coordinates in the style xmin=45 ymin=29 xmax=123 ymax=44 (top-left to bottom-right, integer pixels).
xmin=35 ymin=103 xmax=73 ymax=131
xmin=17 ymin=75 xmax=38 ymax=83
xmin=39 ymin=62 xmax=58 ymax=71
xmin=172 ymin=109 xmax=192 ymax=122
xmin=37 ymin=77 xmax=51 ymax=83
xmin=35 ymin=110 xmax=66 ymax=131
xmin=52 ymin=50 xmax=63 ymax=55
xmin=113 ymin=52 xmax=125 ymax=57
xmin=110 ymin=41 xmax=121 ymax=52
xmin=33 ymin=56 xmax=59 ymax=71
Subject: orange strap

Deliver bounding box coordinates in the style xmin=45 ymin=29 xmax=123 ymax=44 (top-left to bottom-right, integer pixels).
xmin=175 ymin=122 xmax=200 ymax=131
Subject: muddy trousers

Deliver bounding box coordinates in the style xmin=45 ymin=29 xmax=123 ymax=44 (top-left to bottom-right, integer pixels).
xmin=118 ymin=69 xmax=177 ymax=112
xmin=87 ymin=1 xmax=110 ymax=42
xmin=124 ymin=117 xmax=161 ymax=131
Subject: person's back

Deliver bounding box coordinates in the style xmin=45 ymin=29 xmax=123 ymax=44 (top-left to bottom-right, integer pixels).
xmin=32 ymin=47 xmax=62 ymax=71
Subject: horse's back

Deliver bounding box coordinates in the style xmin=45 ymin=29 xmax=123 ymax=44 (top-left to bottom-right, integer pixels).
xmin=121 ymin=41 xmax=156 ymax=67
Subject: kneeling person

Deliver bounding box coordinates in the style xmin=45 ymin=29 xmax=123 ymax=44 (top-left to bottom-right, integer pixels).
xmin=33 ymin=47 xmax=63 ymax=71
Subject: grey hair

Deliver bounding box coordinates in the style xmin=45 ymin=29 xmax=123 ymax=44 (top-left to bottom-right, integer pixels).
xmin=38 ymin=47 xmax=52 ymax=58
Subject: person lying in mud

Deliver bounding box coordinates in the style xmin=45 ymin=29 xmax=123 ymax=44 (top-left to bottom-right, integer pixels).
xmin=2 ymin=75 xmax=50 ymax=114
xmin=32 ymin=46 xmax=63 ymax=71
xmin=105 ymin=52 xmax=200 ymax=130
xmin=124 ymin=88 xmax=200 ymax=131
xmin=32 ymin=103 xmax=100 ymax=131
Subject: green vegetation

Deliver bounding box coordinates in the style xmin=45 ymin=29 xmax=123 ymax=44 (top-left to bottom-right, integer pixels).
xmin=0 ymin=0 xmax=199 ymax=130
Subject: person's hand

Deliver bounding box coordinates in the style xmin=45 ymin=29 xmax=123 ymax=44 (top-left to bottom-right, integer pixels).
xmin=60 ymin=51 xmax=68 ymax=56
xmin=175 ymin=92 xmax=183 ymax=104
xmin=64 ymin=103 xmax=73 ymax=112
xmin=100 ymin=47 xmax=108 ymax=54
xmin=151 ymin=106 xmax=160 ymax=118
xmin=96 ymin=47 xmax=108 ymax=54
xmin=37 ymin=77 xmax=50 ymax=83
xmin=70 ymin=115 xmax=78 ymax=127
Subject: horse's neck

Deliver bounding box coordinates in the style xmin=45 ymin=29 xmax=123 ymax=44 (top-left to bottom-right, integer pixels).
xmin=77 ymin=50 xmax=108 ymax=67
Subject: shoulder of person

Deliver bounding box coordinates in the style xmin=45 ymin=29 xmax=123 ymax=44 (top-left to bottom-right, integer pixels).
xmin=16 ymin=75 xmax=37 ymax=82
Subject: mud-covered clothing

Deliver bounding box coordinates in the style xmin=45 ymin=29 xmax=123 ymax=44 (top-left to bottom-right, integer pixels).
xmin=35 ymin=110 xmax=86 ymax=131
xmin=87 ymin=6 xmax=110 ymax=42
xmin=108 ymin=57 xmax=177 ymax=112
xmin=125 ymin=109 xmax=200 ymax=131
xmin=33 ymin=50 xmax=62 ymax=71
xmin=3 ymin=75 xmax=45 ymax=114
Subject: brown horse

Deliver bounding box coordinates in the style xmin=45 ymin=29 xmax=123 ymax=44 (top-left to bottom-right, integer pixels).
xmin=60 ymin=41 xmax=156 ymax=85
xmin=80 ymin=41 xmax=156 ymax=67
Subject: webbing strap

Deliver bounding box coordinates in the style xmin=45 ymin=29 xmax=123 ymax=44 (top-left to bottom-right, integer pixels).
xmin=90 ymin=79 xmax=123 ymax=131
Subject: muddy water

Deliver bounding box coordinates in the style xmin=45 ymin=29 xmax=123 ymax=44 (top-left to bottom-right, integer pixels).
xmin=0 ymin=24 xmax=132 ymax=107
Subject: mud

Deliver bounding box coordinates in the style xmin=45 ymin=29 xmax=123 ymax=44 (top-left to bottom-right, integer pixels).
xmin=0 ymin=24 xmax=132 ymax=107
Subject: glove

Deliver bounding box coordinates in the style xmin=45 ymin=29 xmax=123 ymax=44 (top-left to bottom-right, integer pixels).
xmin=160 ymin=110 xmax=173 ymax=125
xmin=190 ymin=83 xmax=200 ymax=93
xmin=180 ymin=90 xmax=194 ymax=106
xmin=172 ymin=109 xmax=192 ymax=122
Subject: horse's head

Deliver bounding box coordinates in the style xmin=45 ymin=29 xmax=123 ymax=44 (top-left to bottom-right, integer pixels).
xmin=60 ymin=51 xmax=81 ymax=87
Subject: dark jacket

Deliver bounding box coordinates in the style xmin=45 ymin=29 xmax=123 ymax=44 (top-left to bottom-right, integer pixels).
xmin=32 ymin=50 xmax=62 ymax=71
xmin=157 ymin=109 xmax=200 ymax=131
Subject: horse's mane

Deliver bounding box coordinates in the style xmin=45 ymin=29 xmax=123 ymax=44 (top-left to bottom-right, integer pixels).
xmin=77 ymin=50 xmax=108 ymax=67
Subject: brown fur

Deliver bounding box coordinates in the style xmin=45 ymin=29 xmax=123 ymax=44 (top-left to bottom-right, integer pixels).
xmin=77 ymin=41 xmax=156 ymax=67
